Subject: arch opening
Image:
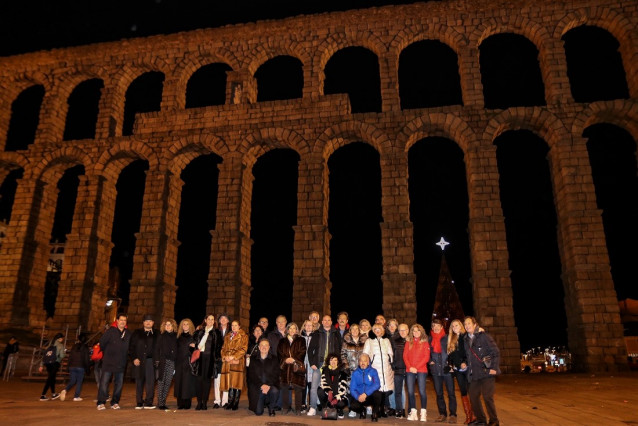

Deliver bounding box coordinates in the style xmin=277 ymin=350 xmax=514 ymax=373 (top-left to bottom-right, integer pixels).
xmin=255 ymin=55 xmax=303 ymax=102
xmin=186 ymin=63 xmax=232 ymax=108
xmin=63 ymin=78 xmax=104 ymax=140
xmin=5 ymin=85 xmax=45 ymax=151
xmin=122 ymin=71 xmax=165 ymax=136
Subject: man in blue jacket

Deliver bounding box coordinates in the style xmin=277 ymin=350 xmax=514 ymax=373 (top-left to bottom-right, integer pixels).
xmin=348 ymin=353 xmax=383 ymax=422
xmin=463 ymin=316 xmax=500 ymax=426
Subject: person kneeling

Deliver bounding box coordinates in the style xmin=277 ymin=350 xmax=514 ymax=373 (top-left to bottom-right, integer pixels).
xmin=247 ymin=339 xmax=280 ymax=416
xmin=349 ymin=353 xmax=384 ymax=422
xmin=318 ymin=353 xmax=349 ymax=419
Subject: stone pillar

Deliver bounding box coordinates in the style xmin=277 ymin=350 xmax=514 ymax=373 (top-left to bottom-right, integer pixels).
xmin=379 ymin=53 xmax=401 ymax=113
xmin=128 ymin=168 xmax=180 ymax=325
xmin=0 ymin=177 xmax=53 ymax=329
xmin=94 ymin=79 xmax=125 ymax=139
xmin=550 ymin=140 xmax=627 ymax=372
xmin=208 ymin=153 xmax=253 ymax=327
xmin=378 ymin=152 xmax=417 ymax=324
xmin=541 ymin=39 xmax=574 ymax=105
xmin=291 ymin=154 xmax=331 ymax=323
xmin=458 ymin=46 xmax=484 ymax=108
xmin=33 ymin=85 xmax=68 ymax=144
xmin=55 ymin=174 xmax=114 ymax=331
xmin=226 ymin=70 xmax=257 ymax=105
xmin=466 ymin=145 xmax=520 ymax=373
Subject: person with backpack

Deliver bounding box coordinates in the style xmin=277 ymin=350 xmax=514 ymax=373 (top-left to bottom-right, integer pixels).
xmin=39 ymin=333 xmax=65 ymax=401
xmin=60 ymin=334 xmax=90 ymax=401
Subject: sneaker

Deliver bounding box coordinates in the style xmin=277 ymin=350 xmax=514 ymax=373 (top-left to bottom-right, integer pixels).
xmin=337 ymin=409 xmax=345 ymax=419
xmin=97 ymin=404 xmax=106 ymax=410
xmin=73 ymin=397 xmax=83 ymax=402
xmin=60 ymin=390 xmax=66 ymax=401
xmin=448 ymin=414 xmax=457 ymax=423
xmin=367 ymin=407 xmax=372 ymax=415
xmin=39 ymin=395 xmax=49 ymax=401
xmin=435 ymin=414 xmax=447 ymax=423
xmin=144 ymin=405 xmax=156 ymax=410
xmin=51 ymin=393 xmax=60 ymax=400
xmin=420 ymin=408 xmax=427 ymax=422
xmin=307 ymin=407 xmax=316 ymax=416
xmin=111 ymin=404 xmax=121 ymax=410
xmin=349 ymin=410 xmax=357 ymax=418
xmin=407 ymin=408 xmax=418 ymax=421
xmin=135 ymin=403 xmax=144 ymax=410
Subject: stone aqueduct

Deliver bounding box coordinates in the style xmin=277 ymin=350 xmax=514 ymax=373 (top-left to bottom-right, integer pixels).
xmin=0 ymin=0 xmax=636 ymax=372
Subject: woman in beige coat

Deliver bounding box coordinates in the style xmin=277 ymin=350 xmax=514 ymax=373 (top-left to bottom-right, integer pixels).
xmin=220 ymin=320 xmax=248 ymax=410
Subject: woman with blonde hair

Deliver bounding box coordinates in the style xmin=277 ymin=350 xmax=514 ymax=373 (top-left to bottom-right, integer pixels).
xmin=448 ymin=319 xmax=475 ymax=424
xmin=175 ymin=318 xmax=196 ymax=409
xmin=220 ymin=320 xmax=248 ymax=410
xmin=359 ymin=319 xmax=372 ymax=338
xmin=403 ymin=323 xmax=430 ymax=422
xmin=154 ymin=318 xmax=177 ymax=410
xmin=363 ymin=323 xmax=394 ymax=417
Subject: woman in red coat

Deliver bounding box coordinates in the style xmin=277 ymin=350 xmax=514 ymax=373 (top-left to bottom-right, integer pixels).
xmin=403 ymin=323 xmax=430 ymax=422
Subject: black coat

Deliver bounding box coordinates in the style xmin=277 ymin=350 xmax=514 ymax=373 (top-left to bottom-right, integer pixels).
xmin=174 ymin=333 xmax=196 ymax=399
xmin=463 ymin=331 xmax=501 ymax=382
xmin=267 ymin=329 xmax=285 ymax=357
xmin=247 ymin=352 xmax=280 ymax=413
xmin=130 ymin=328 xmax=159 ymax=379
xmin=391 ymin=334 xmax=407 ymax=374
xmin=99 ymin=326 xmax=131 ymax=373
xmin=308 ymin=327 xmax=342 ymax=367
xmin=192 ymin=327 xmax=221 ymax=378
xmin=154 ymin=331 xmax=177 ymax=381
xmin=447 ymin=334 xmax=468 ymax=369
xmin=66 ymin=342 xmax=90 ymax=374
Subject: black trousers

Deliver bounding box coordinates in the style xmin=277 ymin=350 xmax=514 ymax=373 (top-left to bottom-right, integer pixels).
xmin=41 ymin=363 xmax=60 ymax=395
xmin=468 ymin=377 xmax=498 ymax=423
xmin=135 ymin=361 xmax=155 ymax=405
xmin=318 ymin=387 xmax=347 ymax=409
xmin=349 ymin=390 xmax=383 ymax=413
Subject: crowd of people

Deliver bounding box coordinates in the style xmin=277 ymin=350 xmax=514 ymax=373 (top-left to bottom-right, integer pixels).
xmin=37 ymin=311 xmax=501 ymax=425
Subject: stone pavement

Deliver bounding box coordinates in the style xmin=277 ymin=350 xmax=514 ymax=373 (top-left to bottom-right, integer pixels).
xmin=0 ymin=372 xmax=636 ymax=425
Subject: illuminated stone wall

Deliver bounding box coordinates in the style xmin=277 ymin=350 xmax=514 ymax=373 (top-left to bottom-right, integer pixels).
xmin=0 ymin=0 xmax=635 ymax=372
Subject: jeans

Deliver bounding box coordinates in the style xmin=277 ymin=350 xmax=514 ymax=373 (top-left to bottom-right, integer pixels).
xmin=432 ymin=374 xmax=457 ymax=416
xmin=98 ymin=371 xmax=124 ymax=405
xmin=455 ymin=370 xmax=469 ymax=396
xmin=254 ymin=385 xmax=280 ymax=415
xmin=394 ymin=372 xmax=406 ymax=411
xmin=135 ymin=361 xmax=156 ymax=406
xmin=64 ymin=367 xmax=86 ymax=398
xmin=406 ymin=372 xmax=427 ymax=411
xmin=310 ymin=366 xmax=321 ymax=408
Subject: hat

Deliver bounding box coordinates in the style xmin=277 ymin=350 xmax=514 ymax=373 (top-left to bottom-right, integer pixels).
xmin=143 ymin=314 xmax=154 ymax=321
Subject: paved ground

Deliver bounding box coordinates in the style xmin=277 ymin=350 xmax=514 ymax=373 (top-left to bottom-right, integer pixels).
xmin=0 ymin=372 xmax=637 ymax=425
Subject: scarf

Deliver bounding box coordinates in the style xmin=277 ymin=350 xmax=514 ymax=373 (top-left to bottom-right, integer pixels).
xmin=431 ymin=328 xmax=445 ymax=354
xmin=198 ymin=326 xmax=214 ymax=351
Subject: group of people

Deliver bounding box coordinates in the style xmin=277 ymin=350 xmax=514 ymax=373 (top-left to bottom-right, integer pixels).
xmin=36 ymin=310 xmax=500 ymax=426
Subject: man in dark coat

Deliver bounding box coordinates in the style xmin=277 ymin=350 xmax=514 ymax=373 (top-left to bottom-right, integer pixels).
xmin=130 ymin=314 xmax=159 ymax=409
xmin=307 ymin=315 xmax=342 ymax=414
xmin=463 ymin=316 xmax=501 ymax=426
xmin=96 ymin=313 xmax=131 ymax=410
xmin=391 ymin=323 xmax=409 ymax=418
xmin=247 ymin=339 xmax=280 ymax=416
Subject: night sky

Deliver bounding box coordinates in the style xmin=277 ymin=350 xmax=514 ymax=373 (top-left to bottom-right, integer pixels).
xmin=1 ymin=1 xmax=636 ymax=352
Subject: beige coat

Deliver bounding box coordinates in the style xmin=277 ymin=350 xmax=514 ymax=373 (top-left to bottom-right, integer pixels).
xmin=219 ymin=329 xmax=248 ymax=390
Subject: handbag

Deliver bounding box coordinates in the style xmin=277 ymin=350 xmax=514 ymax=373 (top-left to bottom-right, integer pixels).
xmin=321 ymin=406 xmax=338 ymax=420
xmin=293 ymin=360 xmax=306 ymax=375
xmin=190 ymin=349 xmax=201 ymax=364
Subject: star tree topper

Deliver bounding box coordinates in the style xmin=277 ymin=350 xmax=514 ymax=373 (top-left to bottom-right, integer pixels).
xmin=436 ymin=237 xmax=450 ymax=251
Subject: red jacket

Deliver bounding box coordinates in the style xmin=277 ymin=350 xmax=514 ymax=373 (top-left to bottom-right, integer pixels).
xmin=403 ymin=338 xmax=430 ymax=373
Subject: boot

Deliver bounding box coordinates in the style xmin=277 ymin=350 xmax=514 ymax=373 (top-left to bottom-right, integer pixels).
xmin=185 ymin=398 xmax=192 ymax=409
xmin=231 ymin=389 xmax=241 ymax=410
xmin=407 ymin=408 xmax=418 ymax=421
xmin=225 ymin=389 xmax=235 ymax=410
xmin=420 ymin=408 xmax=427 ymax=422
xmin=195 ymin=400 xmax=203 ymax=411
xmin=462 ymin=396 xmax=476 ymax=424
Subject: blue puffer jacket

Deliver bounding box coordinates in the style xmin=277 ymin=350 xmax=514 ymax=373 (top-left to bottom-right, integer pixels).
xmin=349 ymin=365 xmax=381 ymax=400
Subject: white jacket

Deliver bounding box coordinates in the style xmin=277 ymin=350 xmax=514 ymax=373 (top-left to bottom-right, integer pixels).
xmin=363 ymin=336 xmax=394 ymax=392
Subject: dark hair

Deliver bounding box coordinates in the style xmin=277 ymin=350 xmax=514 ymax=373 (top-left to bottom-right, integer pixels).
xmin=323 ymin=352 xmax=341 ymax=368
xmin=250 ymin=324 xmax=265 ymax=337
xmin=337 ymin=311 xmax=349 ymax=320
xmin=117 ymin=313 xmax=128 ymax=320
xmin=432 ymin=318 xmax=443 ymax=326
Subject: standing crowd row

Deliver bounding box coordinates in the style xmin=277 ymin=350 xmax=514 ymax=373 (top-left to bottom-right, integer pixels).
xmin=38 ymin=311 xmax=501 ymax=425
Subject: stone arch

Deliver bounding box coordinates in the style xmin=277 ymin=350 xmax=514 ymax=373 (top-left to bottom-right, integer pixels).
xmin=399 ymin=113 xmax=478 ymax=155
xmin=239 ymin=128 xmax=309 ymax=170
xmin=389 ymin=22 xmax=469 ymax=59
xmin=27 ymin=147 xmax=92 ymax=184
xmin=571 ymin=101 xmax=638 ymax=143
xmin=0 ymin=152 xmax=29 ymax=175
xmin=315 ymin=121 xmax=391 ymax=160
xmin=483 ymin=108 xmax=569 ymax=150
xmin=471 ymin=16 xmax=552 ymax=49
xmin=553 ymin=6 xmax=636 ymax=42
xmin=0 ymin=72 xmax=52 ymax=108
xmin=166 ymin=134 xmax=230 ymax=176
xmin=94 ymin=140 xmax=159 ymax=180
xmin=243 ymin=40 xmax=312 ymax=77
xmin=173 ymin=50 xmax=239 ymax=108
xmin=314 ymin=31 xmax=388 ymax=93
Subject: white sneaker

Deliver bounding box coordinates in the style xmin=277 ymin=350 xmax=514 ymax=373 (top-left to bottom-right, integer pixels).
xmin=307 ymin=407 xmax=316 ymax=416
xmin=420 ymin=408 xmax=427 ymax=422
xmin=111 ymin=403 xmax=120 ymax=410
xmin=367 ymin=407 xmax=372 ymax=415
xmin=60 ymin=390 xmax=66 ymax=401
xmin=144 ymin=405 xmax=156 ymax=409
xmin=407 ymin=408 xmax=418 ymax=421
xmin=348 ymin=410 xmax=357 ymax=418
xmin=97 ymin=404 xmax=106 ymax=410
xmin=73 ymin=397 xmax=83 ymax=402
